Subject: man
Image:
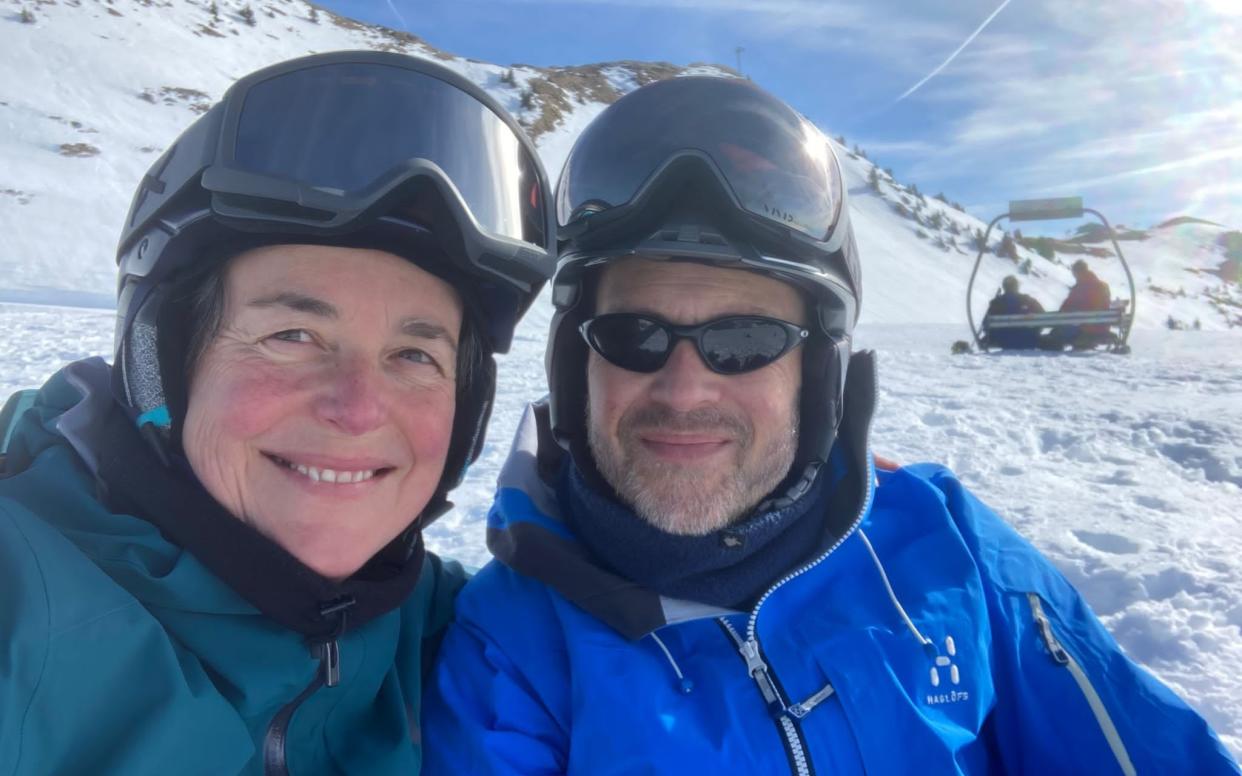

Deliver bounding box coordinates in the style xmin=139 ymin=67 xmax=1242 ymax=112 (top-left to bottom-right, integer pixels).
xmin=1042 ymin=259 xmax=1114 ymax=350
xmin=982 ymin=274 xmax=1045 ymax=349
xmin=423 ymin=77 xmax=1237 ymax=774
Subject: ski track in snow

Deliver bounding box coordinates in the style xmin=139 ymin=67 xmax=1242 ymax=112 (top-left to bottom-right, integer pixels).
xmin=4 ymin=303 xmax=1239 ymax=753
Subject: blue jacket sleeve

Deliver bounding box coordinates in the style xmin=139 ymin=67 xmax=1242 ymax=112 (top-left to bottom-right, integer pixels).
xmin=420 ymin=569 xmax=570 ymax=775
xmin=914 ymin=465 xmax=1240 ymax=774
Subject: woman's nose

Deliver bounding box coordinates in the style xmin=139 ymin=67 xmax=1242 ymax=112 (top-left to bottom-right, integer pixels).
xmin=313 ymin=357 xmax=386 ymax=435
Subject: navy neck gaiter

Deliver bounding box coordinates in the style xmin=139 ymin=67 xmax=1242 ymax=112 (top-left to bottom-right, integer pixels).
xmin=558 ymin=455 xmax=831 ymax=610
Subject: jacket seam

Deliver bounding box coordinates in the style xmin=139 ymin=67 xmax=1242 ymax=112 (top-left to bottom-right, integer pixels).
xmin=0 ymin=505 xmax=52 ymax=776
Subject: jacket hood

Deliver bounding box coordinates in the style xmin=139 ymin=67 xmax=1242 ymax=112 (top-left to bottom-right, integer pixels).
xmin=486 ymin=349 xmax=879 ymax=640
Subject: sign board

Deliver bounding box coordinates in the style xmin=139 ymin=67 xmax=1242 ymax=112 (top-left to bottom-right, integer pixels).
xmin=1008 ymin=197 xmax=1084 ymax=222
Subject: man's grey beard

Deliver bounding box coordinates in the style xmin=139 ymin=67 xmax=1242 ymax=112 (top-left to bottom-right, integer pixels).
xmin=587 ymin=399 xmax=799 ymax=536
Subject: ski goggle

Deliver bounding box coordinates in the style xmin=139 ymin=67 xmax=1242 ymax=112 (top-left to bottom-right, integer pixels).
xmin=579 ymin=313 xmax=810 ymax=375
xmin=556 ymin=77 xmax=843 ymax=244
xmin=122 ymin=52 xmax=554 ymax=297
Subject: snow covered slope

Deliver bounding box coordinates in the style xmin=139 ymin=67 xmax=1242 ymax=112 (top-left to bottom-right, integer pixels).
xmin=2 ymin=0 xmax=1238 ymax=328
xmin=2 ymin=0 xmax=1239 ymax=755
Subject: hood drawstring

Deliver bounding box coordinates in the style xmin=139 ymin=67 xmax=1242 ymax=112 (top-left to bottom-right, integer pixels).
xmin=857 ymin=528 xmax=935 ymax=655
xmin=649 ymin=632 xmax=695 ymax=694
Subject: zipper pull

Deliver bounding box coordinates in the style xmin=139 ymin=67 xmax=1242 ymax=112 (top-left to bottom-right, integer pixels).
xmin=319 ymin=640 xmax=341 ymax=687
xmin=1028 ymin=593 xmax=1070 ymax=666
xmin=738 ymin=638 xmax=785 ymax=717
xmin=788 ymin=682 xmax=836 ymax=719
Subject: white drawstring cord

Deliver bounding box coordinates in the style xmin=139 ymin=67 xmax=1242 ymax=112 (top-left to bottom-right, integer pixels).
xmin=858 ymin=528 xmax=933 ymax=648
xmin=650 ymin=632 xmax=695 ymax=694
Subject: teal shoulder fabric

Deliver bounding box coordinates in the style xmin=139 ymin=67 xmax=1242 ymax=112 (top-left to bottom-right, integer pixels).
xmin=0 ymin=366 xmax=467 ymax=775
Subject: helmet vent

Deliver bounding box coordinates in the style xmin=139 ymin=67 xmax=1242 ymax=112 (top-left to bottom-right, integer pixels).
xmin=649 ymin=223 xmax=729 ymax=246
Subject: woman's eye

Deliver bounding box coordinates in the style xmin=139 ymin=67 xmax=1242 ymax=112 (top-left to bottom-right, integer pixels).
xmin=271 ymin=329 xmax=314 ymax=344
xmin=400 ymin=348 xmax=436 ymax=366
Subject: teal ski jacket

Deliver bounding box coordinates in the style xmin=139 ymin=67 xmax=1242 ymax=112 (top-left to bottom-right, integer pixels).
xmin=0 ymin=360 xmax=467 ymax=775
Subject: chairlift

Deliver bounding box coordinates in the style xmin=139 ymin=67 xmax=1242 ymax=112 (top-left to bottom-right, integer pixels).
xmin=966 ymin=197 xmax=1137 ymax=354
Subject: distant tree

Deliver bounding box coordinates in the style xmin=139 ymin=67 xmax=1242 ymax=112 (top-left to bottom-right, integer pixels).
xmin=240 ymin=4 xmax=255 ymax=25
xmin=834 ymin=134 xmax=846 ymax=146
xmin=1013 ymin=228 xmax=1023 ymax=241
xmin=972 ymin=227 xmax=987 ymax=252
xmin=927 ymin=210 xmax=944 ymax=230
xmin=883 ymin=167 xmax=894 ymax=179
xmin=892 ymin=201 xmax=911 ymax=220
xmin=309 ymin=6 xmax=319 ymax=23
xmin=997 ymin=233 xmax=1018 ymax=260
xmin=519 ymin=89 xmax=535 ymax=110
xmin=934 ymin=192 xmax=949 ymax=204
xmin=1018 ymin=257 xmax=1033 ymax=275
xmin=946 ymin=219 xmax=961 ymax=236
xmin=950 ymin=200 xmax=964 ymax=212
xmin=915 ymin=229 xmax=929 ymax=240
xmin=867 ymin=166 xmax=881 ymax=192
xmin=19 ymin=7 xmax=35 ymax=22
xmin=1032 ymin=238 xmax=1055 ymax=260
xmin=852 ymin=143 xmax=866 ymax=160
xmin=1165 ymin=315 xmax=1184 ymax=330
xmin=209 ymin=1 xmax=219 ymax=21
xmin=500 ymin=69 xmax=516 ymax=86
xmin=1193 ymin=318 xmax=1202 ymax=330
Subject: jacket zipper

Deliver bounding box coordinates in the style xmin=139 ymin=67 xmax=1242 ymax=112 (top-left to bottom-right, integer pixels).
xmin=713 ymin=373 xmax=879 ymax=776
xmin=262 ymin=639 xmax=341 ymax=776
xmin=719 ymin=619 xmax=815 ymax=776
xmin=1027 ymin=593 xmax=1137 ymax=776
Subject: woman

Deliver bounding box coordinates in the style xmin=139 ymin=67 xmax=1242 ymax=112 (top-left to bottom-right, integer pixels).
xmin=0 ymin=51 xmax=554 ymax=774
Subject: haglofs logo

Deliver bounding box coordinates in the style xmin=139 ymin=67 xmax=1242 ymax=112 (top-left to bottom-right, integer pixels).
xmin=930 ymin=635 xmax=959 ymax=687
xmin=927 ymin=635 xmax=970 ymax=706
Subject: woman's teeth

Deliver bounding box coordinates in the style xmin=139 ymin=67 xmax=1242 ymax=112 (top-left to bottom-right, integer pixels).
xmin=271 ymin=455 xmax=379 ymax=484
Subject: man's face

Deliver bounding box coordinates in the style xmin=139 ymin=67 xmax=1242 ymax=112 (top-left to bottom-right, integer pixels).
xmin=586 ymin=258 xmax=805 ymax=536
xmin=182 ymin=244 xmax=462 ymax=580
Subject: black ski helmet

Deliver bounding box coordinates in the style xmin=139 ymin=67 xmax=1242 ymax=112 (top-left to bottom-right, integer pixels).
xmin=114 ymin=51 xmax=555 ymax=520
xmin=546 ymin=76 xmax=861 ymax=492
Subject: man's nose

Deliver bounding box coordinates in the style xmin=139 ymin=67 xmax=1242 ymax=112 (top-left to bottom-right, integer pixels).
xmin=646 ymin=339 xmax=722 ymax=411
xmin=313 ymin=356 xmax=387 ymax=435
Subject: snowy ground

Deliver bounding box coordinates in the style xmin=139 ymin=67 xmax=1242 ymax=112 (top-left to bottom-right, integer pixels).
xmin=5 ymin=300 xmax=1238 ymax=753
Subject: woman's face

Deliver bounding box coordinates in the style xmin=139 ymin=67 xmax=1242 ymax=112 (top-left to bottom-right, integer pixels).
xmin=182 ymin=244 xmax=462 ymax=580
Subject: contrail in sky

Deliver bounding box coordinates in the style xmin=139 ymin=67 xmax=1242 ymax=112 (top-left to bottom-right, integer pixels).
xmin=895 ymin=0 xmax=1013 ymax=103
xmin=385 ymin=0 xmax=411 ymax=31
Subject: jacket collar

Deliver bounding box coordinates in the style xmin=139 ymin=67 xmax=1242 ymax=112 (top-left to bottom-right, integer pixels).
xmin=488 ymin=349 xmax=879 ymax=640
xmin=28 ymin=359 xmax=426 ymax=642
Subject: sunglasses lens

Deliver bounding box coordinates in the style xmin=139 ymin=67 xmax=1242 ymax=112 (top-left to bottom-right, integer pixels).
xmin=701 ymin=319 xmax=792 ymax=374
xmin=587 ymin=316 xmax=671 ymax=372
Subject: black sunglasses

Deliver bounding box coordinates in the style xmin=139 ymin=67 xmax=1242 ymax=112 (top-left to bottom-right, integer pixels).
xmin=579 ymin=313 xmax=810 ymax=375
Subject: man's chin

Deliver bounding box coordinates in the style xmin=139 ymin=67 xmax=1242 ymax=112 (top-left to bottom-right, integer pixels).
xmin=620 ymin=471 xmax=744 ymax=536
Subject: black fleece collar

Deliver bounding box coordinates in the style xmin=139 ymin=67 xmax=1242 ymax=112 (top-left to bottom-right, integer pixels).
xmin=490 ymin=349 xmax=879 ymax=640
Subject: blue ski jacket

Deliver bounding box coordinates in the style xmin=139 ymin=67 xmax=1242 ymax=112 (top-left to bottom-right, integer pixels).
xmin=423 ymin=351 xmax=1237 ymax=775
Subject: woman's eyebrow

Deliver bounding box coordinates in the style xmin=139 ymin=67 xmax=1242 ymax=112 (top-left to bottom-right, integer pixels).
xmin=401 ymin=319 xmax=457 ymax=349
xmin=246 ymin=291 xmax=337 ymax=318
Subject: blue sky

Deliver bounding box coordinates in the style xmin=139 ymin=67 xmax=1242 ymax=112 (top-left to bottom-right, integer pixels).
xmin=321 ymin=0 xmax=1240 ymax=233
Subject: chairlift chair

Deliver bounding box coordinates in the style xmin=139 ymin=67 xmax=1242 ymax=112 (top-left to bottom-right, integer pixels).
xmin=966 ymin=197 xmax=1137 ymax=354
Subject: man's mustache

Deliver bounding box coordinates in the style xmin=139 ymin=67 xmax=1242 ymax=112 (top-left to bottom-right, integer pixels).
xmin=621 ymin=404 xmax=751 ymax=442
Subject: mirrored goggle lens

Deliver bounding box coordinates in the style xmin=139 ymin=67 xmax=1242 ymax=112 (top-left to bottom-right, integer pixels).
xmin=557 ymin=78 xmax=840 ymax=241
xmin=581 ymin=314 xmax=806 ymax=375
xmin=231 ymin=62 xmax=546 ymax=248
